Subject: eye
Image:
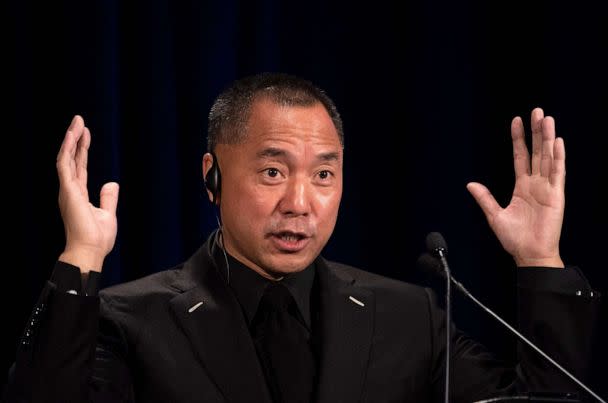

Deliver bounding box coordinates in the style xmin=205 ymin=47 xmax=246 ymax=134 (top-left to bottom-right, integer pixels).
xmin=261 ymin=167 xmax=284 ymax=182
xmin=318 ymin=170 xmax=332 ymax=180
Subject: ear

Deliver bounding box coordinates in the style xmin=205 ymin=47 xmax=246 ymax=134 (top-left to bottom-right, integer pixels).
xmin=202 ymin=153 xmax=215 ymax=203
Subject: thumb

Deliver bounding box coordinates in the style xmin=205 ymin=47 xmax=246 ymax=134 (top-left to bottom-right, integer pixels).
xmin=466 ymin=182 xmax=501 ymax=221
xmin=100 ymin=182 xmax=120 ymax=214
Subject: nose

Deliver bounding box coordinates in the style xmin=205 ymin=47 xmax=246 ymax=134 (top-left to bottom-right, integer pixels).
xmin=279 ymin=176 xmax=311 ymax=217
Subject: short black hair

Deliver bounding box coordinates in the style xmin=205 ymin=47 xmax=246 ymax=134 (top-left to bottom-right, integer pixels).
xmin=207 ymin=72 xmax=343 ymax=152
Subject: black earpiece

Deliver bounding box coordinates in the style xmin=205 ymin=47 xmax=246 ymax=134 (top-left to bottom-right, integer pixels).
xmin=204 ymin=152 xmax=221 ymax=205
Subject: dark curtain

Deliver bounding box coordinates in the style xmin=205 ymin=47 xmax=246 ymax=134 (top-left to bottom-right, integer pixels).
xmin=6 ymin=0 xmax=607 ymax=398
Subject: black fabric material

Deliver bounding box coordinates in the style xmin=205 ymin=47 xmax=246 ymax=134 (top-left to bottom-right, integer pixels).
xmin=2 ymin=237 xmax=602 ymax=402
xmin=8 ymin=281 xmax=100 ymax=402
xmin=216 ymin=249 xmax=315 ymax=329
xmin=517 ymin=266 xmax=597 ymax=295
xmin=251 ymin=283 xmax=316 ymax=403
xmin=51 ymin=261 xmax=101 ymax=296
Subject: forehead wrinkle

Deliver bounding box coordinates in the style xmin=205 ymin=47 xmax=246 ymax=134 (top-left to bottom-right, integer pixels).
xmin=241 ymin=100 xmax=342 ymax=165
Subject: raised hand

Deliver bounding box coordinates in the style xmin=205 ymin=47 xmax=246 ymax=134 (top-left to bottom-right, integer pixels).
xmin=56 ymin=115 xmax=119 ymax=272
xmin=467 ymin=108 xmax=565 ymax=268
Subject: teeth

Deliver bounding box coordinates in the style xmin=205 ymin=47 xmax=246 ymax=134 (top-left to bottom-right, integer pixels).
xmin=280 ymin=233 xmax=299 ymax=242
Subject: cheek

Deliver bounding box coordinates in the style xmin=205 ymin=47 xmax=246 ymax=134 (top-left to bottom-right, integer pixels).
xmin=223 ymin=182 xmax=277 ymax=226
xmin=248 ymin=185 xmax=282 ymax=213
xmin=315 ymin=189 xmax=342 ymax=225
xmin=317 ymin=192 xmax=341 ymax=210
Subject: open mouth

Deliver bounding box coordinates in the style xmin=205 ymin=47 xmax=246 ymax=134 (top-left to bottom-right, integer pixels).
xmin=270 ymin=231 xmax=311 ymax=252
xmin=275 ymin=231 xmax=306 ymax=241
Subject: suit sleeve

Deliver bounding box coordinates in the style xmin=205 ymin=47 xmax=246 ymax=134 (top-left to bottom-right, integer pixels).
xmin=426 ymin=266 xmax=601 ymax=403
xmin=3 ymin=263 xmax=134 ymax=403
xmin=515 ymin=266 xmax=600 ymax=393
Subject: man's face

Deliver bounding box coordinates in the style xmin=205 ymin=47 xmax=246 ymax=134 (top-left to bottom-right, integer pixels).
xmin=206 ymin=98 xmax=343 ymax=279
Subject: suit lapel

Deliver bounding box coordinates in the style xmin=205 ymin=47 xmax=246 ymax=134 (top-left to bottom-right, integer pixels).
xmin=315 ymin=259 xmax=375 ymax=403
xmin=168 ymin=243 xmax=272 ymax=403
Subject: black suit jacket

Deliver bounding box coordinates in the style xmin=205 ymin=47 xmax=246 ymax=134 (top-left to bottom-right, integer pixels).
xmin=4 ymin=237 xmax=600 ymax=403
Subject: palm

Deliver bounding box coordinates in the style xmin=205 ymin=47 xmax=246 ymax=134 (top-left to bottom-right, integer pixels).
xmin=60 ymin=182 xmax=117 ymax=255
xmin=57 ymin=116 xmax=119 ymax=265
xmin=488 ymin=174 xmax=564 ymax=262
xmin=467 ymin=108 xmax=566 ymax=267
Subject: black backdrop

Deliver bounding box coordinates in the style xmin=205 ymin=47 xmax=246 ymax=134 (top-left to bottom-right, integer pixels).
xmin=6 ymin=0 xmax=607 ymax=399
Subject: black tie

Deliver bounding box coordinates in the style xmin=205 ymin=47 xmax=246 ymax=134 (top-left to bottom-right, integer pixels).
xmin=252 ymin=282 xmax=315 ymax=403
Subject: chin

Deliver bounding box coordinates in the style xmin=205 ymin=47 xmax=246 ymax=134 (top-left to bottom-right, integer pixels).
xmin=266 ymin=255 xmax=315 ymax=275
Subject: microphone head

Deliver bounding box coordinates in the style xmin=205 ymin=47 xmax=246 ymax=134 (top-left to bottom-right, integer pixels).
xmin=426 ymin=232 xmax=448 ymax=256
xmin=416 ymin=252 xmax=446 ymax=279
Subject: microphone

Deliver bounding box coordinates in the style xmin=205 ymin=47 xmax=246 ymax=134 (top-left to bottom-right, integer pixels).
xmin=417 ymin=232 xmax=606 ymax=403
xmin=425 ymin=232 xmax=451 ymax=403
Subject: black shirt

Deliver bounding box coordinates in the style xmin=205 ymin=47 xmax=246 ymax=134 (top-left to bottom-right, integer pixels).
xmin=211 ymin=241 xmax=316 ymax=332
xmin=210 ymin=239 xmax=318 ymax=403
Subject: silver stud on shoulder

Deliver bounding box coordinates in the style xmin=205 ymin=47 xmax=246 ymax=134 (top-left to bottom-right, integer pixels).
xmin=349 ymin=296 xmax=365 ymax=307
xmin=188 ymin=301 xmax=204 ymax=313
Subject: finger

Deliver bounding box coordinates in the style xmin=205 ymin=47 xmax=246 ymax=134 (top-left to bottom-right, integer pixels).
xmin=100 ymin=182 xmax=120 ymax=215
xmin=56 ymin=115 xmax=84 ymax=162
xmin=530 ymin=107 xmax=544 ymax=175
xmin=466 ymin=182 xmax=502 ymax=222
xmin=75 ymin=126 xmax=91 ymax=189
xmin=56 ymin=115 xmax=85 ymax=185
xmin=511 ymin=116 xmax=530 ymax=178
xmin=540 ymin=117 xmax=555 ymax=177
xmin=550 ymin=137 xmax=566 ymax=188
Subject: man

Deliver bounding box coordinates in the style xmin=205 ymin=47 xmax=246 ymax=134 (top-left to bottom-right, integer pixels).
xmin=3 ymin=73 xmax=600 ymax=402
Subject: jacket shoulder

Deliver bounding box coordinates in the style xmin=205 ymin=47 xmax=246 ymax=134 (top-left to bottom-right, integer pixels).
xmin=324 ymin=259 xmax=432 ymax=303
xmin=100 ymin=264 xmax=183 ymax=299
xmin=98 ymin=263 xmax=186 ymax=318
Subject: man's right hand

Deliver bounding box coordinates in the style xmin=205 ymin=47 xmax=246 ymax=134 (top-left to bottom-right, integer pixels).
xmin=56 ymin=115 xmax=119 ymax=273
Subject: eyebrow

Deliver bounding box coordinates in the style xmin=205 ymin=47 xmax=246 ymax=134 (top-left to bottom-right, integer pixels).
xmin=256 ymin=147 xmax=341 ymax=163
xmin=256 ymin=147 xmax=287 ymax=159
xmin=317 ymin=151 xmax=341 ymax=163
